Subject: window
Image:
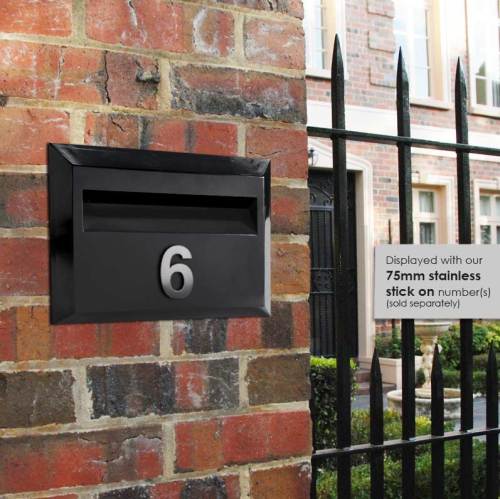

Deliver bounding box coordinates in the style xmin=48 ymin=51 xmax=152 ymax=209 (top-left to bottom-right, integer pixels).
xmin=477 ymin=192 xmax=500 ymax=243
xmin=468 ymin=0 xmax=500 ymax=109
xmin=303 ymin=0 xmax=345 ymax=77
xmin=413 ymin=186 xmax=446 ymax=244
xmin=393 ymin=0 xmax=448 ymax=102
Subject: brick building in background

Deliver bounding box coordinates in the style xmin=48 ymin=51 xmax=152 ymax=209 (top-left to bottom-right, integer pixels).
xmin=305 ymin=0 xmax=500 ymax=377
xmin=0 ymin=1 xmax=311 ymax=497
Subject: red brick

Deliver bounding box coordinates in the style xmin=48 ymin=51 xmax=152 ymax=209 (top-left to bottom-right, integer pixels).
xmin=105 ymin=52 xmax=160 ymax=110
xmin=15 ymin=306 xmax=51 ymax=361
xmin=0 ymin=42 xmax=159 ymax=109
xmin=194 ymin=0 xmax=303 ymax=18
xmin=85 ymin=113 xmax=140 ymax=149
xmin=175 ymin=419 xmax=224 ymax=471
xmin=170 ymin=65 xmax=306 ymax=123
xmin=189 ymin=121 xmax=238 ymax=155
xmin=223 ymin=411 xmax=311 ymax=464
xmin=101 ymin=322 xmax=160 ymax=357
xmin=291 ymin=301 xmax=310 ymax=348
xmin=0 ymin=108 xmax=69 ymax=164
xmin=52 ymin=323 xmax=100 ymax=359
xmin=176 ymin=411 xmax=311 ymax=471
xmin=245 ymin=18 xmax=304 ymax=69
xmin=246 ymin=126 xmax=308 ymax=179
xmin=191 ymin=8 xmax=234 ymax=57
xmin=152 ymin=475 xmax=239 ymax=499
xmin=86 ymin=0 xmax=185 ymax=52
xmin=0 ymin=238 xmax=48 ymax=295
xmin=227 ymin=317 xmax=262 ymax=350
xmin=0 ymin=309 xmax=16 ymax=361
xmin=271 ymin=242 xmax=310 ymax=295
xmin=250 ymin=463 xmax=310 ymax=499
xmin=175 ymin=361 xmax=208 ymax=412
xmin=0 ymin=427 xmax=162 ymax=494
xmin=271 ymin=186 xmax=309 ymax=234
xmin=0 ymin=0 xmax=72 ymax=37
xmin=141 ymin=119 xmax=238 ymax=155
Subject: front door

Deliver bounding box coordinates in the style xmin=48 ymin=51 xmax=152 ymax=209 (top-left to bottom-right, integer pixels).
xmin=309 ymin=169 xmax=358 ymax=357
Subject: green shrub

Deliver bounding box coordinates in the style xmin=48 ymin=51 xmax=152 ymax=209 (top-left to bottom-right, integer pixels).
xmin=440 ymin=322 xmax=500 ymax=370
xmin=375 ymin=330 xmax=422 ymax=359
xmin=415 ymin=368 xmax=426 ymax=387
xmin=317 ymin=440 xmax=488 ymax=499
xmin=310 ymin=356 xmax=357 ymax=449
xmin=442 ymin=368 xmax=500 ymax=395
xmin=473 ymin=352 xmax=500 ymax=370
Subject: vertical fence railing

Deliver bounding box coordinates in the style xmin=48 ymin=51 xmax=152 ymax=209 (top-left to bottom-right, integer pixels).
xmin=308 ymin=35 xmax=500 ymax=498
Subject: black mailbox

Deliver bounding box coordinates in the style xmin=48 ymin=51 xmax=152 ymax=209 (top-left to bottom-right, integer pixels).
xmin=48 ymin=144 xmax=270 ymax=324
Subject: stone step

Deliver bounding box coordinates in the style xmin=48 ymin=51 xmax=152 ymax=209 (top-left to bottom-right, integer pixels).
xmin=355 ymin=368 xmax=371 ymax=383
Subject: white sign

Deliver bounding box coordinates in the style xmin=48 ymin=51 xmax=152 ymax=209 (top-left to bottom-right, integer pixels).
xmin=374 ymin=244 xmax=500 ymax=319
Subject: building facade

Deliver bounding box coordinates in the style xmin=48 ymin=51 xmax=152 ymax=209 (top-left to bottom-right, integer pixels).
xmin=304 ymin=0 xmax=500 ymax=370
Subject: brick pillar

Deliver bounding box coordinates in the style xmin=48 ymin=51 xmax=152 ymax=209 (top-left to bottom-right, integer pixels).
xmin=0 ymin=1 xmax=311 ymax=497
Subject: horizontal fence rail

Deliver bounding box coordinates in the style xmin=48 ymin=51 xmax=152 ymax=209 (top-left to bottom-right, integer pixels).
xmin=308 ymin=35 xmax=500 ymax=499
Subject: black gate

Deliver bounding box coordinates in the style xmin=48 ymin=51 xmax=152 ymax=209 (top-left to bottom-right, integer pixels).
xmin=309 ymin=170 xmax=358 ymax=357
xmin=309 ymin=37 xmax=500 ymax=498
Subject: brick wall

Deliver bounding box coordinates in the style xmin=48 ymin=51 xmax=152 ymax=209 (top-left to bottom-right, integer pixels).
xmin=0 ymin=1 xmax=311 ymax=497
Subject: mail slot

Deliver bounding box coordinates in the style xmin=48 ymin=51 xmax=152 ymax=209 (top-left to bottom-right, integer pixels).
xmin=48 ymin=144 xmax=270 ymax=324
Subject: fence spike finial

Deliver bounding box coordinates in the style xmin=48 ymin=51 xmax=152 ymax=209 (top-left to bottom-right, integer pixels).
xmin=455 ymin=57 xmax=467 ymax=101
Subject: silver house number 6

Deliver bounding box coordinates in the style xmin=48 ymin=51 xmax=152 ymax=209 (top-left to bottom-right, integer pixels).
xmin=160 ymin=245 xmax=194 ymax=299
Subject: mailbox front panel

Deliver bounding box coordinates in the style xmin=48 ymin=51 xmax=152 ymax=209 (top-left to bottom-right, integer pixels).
xmin=48 ymin=144 xmax=270 ymax=324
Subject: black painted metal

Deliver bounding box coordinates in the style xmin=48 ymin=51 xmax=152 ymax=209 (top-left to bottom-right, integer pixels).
xmin=455 ymin=60 xmax=474 ymax=499
xmin=486 ymin=345 xmax=498 ymax=498
xmin=331 ymin=35 xmax=352 ymax=499
xmin=396 ymin=50 xmax=416 ymax=499
xmin=370 ymin=349 xmax=384 ymax=498
xmin=308 ymin=171 xmax=358 ymax=357
xmin=308 ymin=40 xmax=500 ymax=499
xmin=431 ymin=345 xmax=444 ymax=498
xmin=48 ymin=144 xmax=271 ymax=324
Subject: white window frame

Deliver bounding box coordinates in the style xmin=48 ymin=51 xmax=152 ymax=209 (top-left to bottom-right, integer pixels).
xmin=467 ymin=0 xmax=500 ymax=117
xmin=477 ymin=190 xmax=500 ymax=244
xmin=303 ymin=0 xmax=346 ymax=79
xmin=411 ymin=173 xmax=455 ymax=244
xmin=394 ymin=0 xmax=451 ymax=108
xmin=473 ymin=179 xmax=500 ymax=242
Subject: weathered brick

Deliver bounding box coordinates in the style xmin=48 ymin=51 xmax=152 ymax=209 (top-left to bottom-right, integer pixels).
xmin=246 ymin=354 xmax=310 ymax=405
xmin=245 ymin=18 xmax=304 ymax=69
xmin=191 ymin=8 xmax=234 ymax=57
xmin=0 ymin=0 xmax=72 ymax=36
xmin=195 ymin=0 xmax=303 ymax=18
xmin=0 ymin=427 xmax=163 ymax=494
xmin=0 ymin=42 xmax=160 ymax=109
xmin=175 ymin=358 xmax=239 ymax=412
xmin=367 ymin=0 xmax=395 ymax=17
xmin=261 ymin=301 xmax=294 ymax=348
xmin=100 ymin=475 xmax=240 ymax=499
xmin=250 ymin=463 xmax=311 ymax=499
xmin=105 ymin=52 xmax=160 ymax=109
xmin=246 ymin=126 xmax=308 ymax=179
xmin=85 ymin=113 xmax=140 ymax=149
xmin=271 ymin=242 xmax=310 ymax=295
xmin=15 ymin=306 xmax=51 ymax=361
xmin=86 ymin=0 xmax=185 ymax=52
xmin=170 ymin=65 xmax=306 ymax=123
xmin=0 ymin=239 xmax=48 ymax=295
xmin=88 ymin=363 xmax=174 ymax=418
xmin=0 ymin=174 xmax=47 ymax=227
xmin=140 ymin=118 xmax=238 ymax=156
xmin=369 ymin=27 xmax=395 ymax=53
xmin=271 ymin=185 xmax=309 ymax=234
xmin=370 ymin=58 xmax=396 ymax=88
xmin=0 ymin=108 xmax=69 ymax=164
xmin=172 ymin=319 xmax=227 ymax=354
xmin=0 ymin=371 xmax=75 ymax=428
xmin=175 ymin=411 xmax=311 ymax=471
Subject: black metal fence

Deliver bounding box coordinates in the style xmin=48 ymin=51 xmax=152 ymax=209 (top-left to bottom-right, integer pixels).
xmin=308 ymin=36 xmax=500 ymax=498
